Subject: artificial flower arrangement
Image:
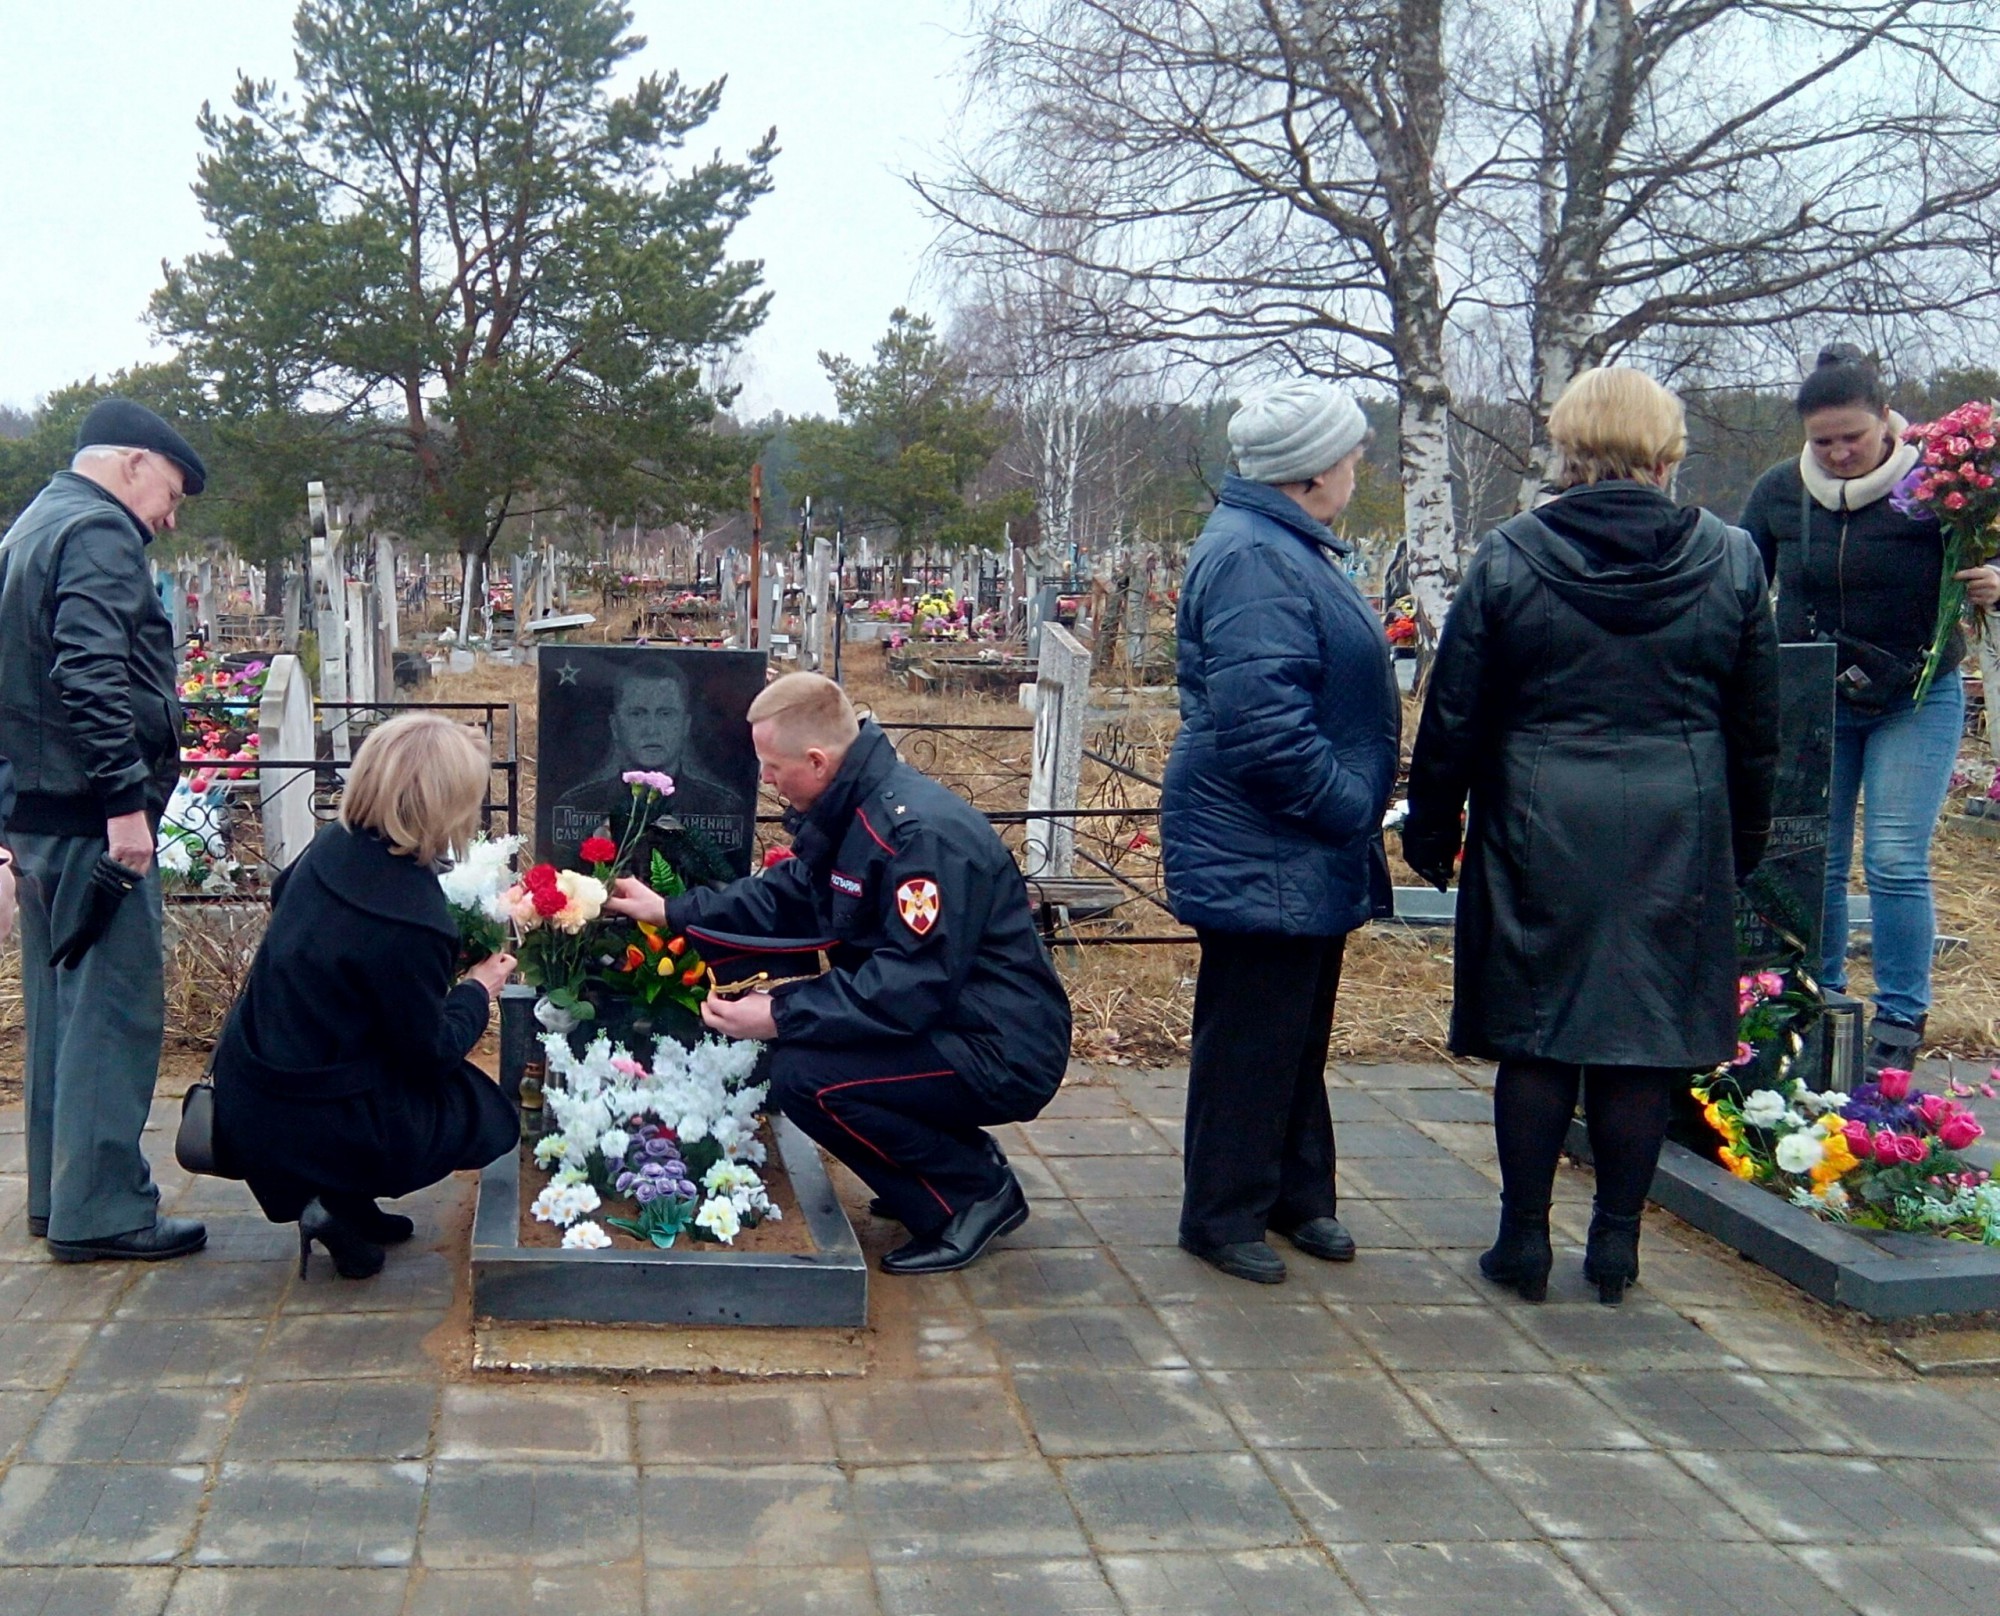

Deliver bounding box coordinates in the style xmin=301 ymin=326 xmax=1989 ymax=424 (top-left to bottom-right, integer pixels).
xmin=1694 ymin=970 xmax=1996 ymax=1242
xmin=526 ymin=1028 xmax=779 ymax=1249
xmin=1890 ymin=399 xmax=2000 ymax=704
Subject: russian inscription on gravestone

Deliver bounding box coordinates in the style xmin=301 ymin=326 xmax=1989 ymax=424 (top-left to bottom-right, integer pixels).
xmin=1735 ymin=640 xmax=1837 ymax=968
xmin=537 ymin=645 xmax=767 ymax=876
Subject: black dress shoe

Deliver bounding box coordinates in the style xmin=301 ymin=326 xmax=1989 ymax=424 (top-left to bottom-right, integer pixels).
xmin=868 ymin=1198 xmax=901 ymax=1221
xmin=27 ymin=1216 xmax=47 ymax=1238
xmin=48 ymin=1215 xmax=206 ymax=1264
xmin=1179 ymin=1236 xmax=1286 ymax=1284
xmin=881 ymin=1173 xmax=1029 ymax=1275
xmin=1275 ymin=1216 xmax=1357 ymax=1263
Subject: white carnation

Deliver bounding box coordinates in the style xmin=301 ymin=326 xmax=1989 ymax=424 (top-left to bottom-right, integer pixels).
xmin=1773 ymin=1133 xmax=1825 ymax=1175
xmin=561 ymin=1220 xmax=612 ymax=1250
xmin=1740 ymin=1089 xmax=1788 ymax=1129
xmin=597 ymin=1128 xmax=632 ymax=1163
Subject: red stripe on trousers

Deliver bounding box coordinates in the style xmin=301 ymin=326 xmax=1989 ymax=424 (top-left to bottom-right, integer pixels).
xmin=812 ymin=1069 xmax=959 ymax=1218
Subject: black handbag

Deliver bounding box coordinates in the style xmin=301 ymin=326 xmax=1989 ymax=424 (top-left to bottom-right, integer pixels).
xmin=174 ymin=1076 xmax=240 ymax=1179
xmin=1797 ymin=483 xmax=1925 ymax=712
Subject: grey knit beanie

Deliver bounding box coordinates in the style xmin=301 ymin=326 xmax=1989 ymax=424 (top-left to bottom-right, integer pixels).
xmin=1228 ymin=379 xmax=1370 ymax=485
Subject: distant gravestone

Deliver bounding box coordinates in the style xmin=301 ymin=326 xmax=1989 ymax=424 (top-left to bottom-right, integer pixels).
xmin=1735 ymin=641 xmax=1837 ymax=970
xmin=536 ymin=645 xmax=767 ymax=875
xmin=257 ymin=652 xmax=319 ymax=873
xmin=1025 ymin=623 xmax=1090 ymax=880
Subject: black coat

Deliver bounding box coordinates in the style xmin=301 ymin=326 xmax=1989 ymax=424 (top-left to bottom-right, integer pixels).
xmin=668 ymin=722 xmax=1072 ymax=1120
xmin=0 ymin=473 xmax=182 ymax=835
xmin=213 ymin=824 xmax=517 ymax=1219
xmin=1404 ymin=483 xmax=1781 ymax=1067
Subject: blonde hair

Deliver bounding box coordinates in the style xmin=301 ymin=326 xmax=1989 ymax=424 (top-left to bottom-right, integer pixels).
xmin=340 ymin=712 xmax=490 ymax=865
xmin=746 ymin=672 xmax=859 ymax=755
xmin=1547 ymin=367 xmax=1687 ymax=489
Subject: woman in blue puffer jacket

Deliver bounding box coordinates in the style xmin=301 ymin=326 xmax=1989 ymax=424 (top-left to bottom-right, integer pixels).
xmin=1161 ymin=379 xmax=1401 ymax=1285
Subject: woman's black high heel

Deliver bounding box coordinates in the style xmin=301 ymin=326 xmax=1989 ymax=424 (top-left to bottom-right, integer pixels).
xmin=1478 ymin=1198 xmax=1553 ymax=1302
xmin=328 ymin=1198 xmax=415 ymax=1245
xmin=1582 ymin=1208 xmax=1642 ymax=1304
xmin=297 ymin=1197 xmax=386 ymax=1280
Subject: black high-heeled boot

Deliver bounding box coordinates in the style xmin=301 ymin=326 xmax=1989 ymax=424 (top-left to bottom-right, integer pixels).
xmin=1582 ymin=1208 xmax=1642 ymax=1305
xmin=298 ymin=1197 xmax=387 ymax=1280
xmin=323 ymin=1196 xmax=415 ymax=1245
xmin=1478 ymin=1198 xmax=1552 ymax=1302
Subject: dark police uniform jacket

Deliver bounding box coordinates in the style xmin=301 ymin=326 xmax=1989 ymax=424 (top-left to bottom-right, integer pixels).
xmin=667 ymin=720 xmax=1072 ymax=1120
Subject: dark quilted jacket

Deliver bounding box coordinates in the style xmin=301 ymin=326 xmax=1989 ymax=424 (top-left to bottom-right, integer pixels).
xmin=1161 ymin=476 xmax=1400 ymax=936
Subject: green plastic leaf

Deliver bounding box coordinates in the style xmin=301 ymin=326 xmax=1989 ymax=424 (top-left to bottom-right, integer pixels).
xmin=650 ymin=850 xmax=686 ymax=897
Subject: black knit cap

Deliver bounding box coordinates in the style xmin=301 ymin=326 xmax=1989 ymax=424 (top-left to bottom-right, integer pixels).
xmin=73 ymin=399 xmax=207 ymax=496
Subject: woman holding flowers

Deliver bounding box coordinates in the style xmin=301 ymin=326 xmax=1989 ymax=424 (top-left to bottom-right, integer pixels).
xmin=212 ymin=714 xmax=519 ymax=1278
xmin=1738 ymin=346 xmax=2000 ymax=1076
xmin=1405 ymin=368 xmax=1780 ymax=1304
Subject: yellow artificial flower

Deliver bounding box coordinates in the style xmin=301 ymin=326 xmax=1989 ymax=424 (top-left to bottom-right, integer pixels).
xmin=1718 ymin=1148 xmax=1757 ymax=1181
xmin=1703 ymin=1102 xmax=1726 ymax=1131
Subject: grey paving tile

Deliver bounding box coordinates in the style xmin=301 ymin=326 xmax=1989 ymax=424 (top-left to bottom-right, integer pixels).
xmin=421 ymin=1461 xmax=641 ymax=1567
xmin=164 ymin=1568 xmax=409 ymax=1615
xmin=0 ymin=1391 xmax=50 ymax=1462
xmin=1101 ymin=1548 xmax=1367 ymax=1615
xmin=632 ymin=1387 xmax=835 ymax=1465
xmin=910 ymin=1317 xmax=1003 ymax=1377
xmin=112 ymin=1260 xmax=290 ymax=1321
xmin=1560 ymin=1541 xmax=1862 ymax=1616
xmin=982 ymin=1307 xmax=1187 ymax=1372
xmin=192 ymin=1461 xmax=427 ymax=1566
xmin=0 ymin=1323 xmax=93 ymax=1390
xmin=1059 ymin=1453 xmax=1305 ymax=1552
xmin=655 ymin=1566 xmax=881 ymax=1615
xmin=1375 ymin=1197 xmax=1507 ymax=1247
xmin=1340 ymin=1157 xmax=1496 ymax=1200
xmin=1323 ymin=1200 xmax=1422 ymax=1250
xmin=25 ymin=1388 xmax=232 ymax=1465
xmin=1583 ymin=1370 xmax=1857 ymax=1454
xmin=1500 ymin=1298 xmax=1737 ymax=1371
xmin=404 ymin=1566 xmax=643 ymax=1615
xmin=67 ymin=1320 xmax=267 ymax=1389
xmin=435 ymin=1385 xmax=629 ymax=1463
xmin=1881 ymin=1458 xmax=2000 ymax=1546
xmin=1333 ymin=1540 xmax=1615 ymax=1615
xmin=878 ymin=1556 xmax=1115 ymax=1614
xmin=1290 ymin=1249 xmax=1484 ymax=1306
xmin=1329 ymin=1122 xmax=1458 ymax=1160
xmin=1335 ymin=1303 xmax=1552 ymax=1373
xmin=1402 ymin=1373 xmax=1647 ymax=1451
xmin=959 ymin=1249 xmax=1142 ymax=1311
xmin=1041 ymin=1155 xmax=1180 ymax=1200
xmin=1013 ymin=1370 xmax=1241 ymax=1457
xmin=257 ymin=1312 xmax=446 ymax=1381
xmin=1680 ymin=1451 xmax=1982 ymax=1545
xmin=854 ymin=1459 xmax=1086 ymax=1561
xmin=0 ymin=1262 xmax=132 ymax=1323
xmin=0 ymin=1566 xmax=175 ymax=1615
xmin=1020 ymin=1119 xmax=1172 ymax=1156
xmin=1110 ymin=1247 xmax=1313 ymax=1309
xmin=1769 ymin=1376 xmax=2000 ymax=1459
xmin=1204 ymin=1370 xmax=1443 ymax=1451
xmin=0 ymin=1462 xmax=207 ymax=1564
xmin=1072 ymin=1198 xmax=1180 ymax=1249
xmin=1037 ymin=1086 xmax=1137 ymax=1120
xmin=225 ymin=1379 xmax=438 ymax=1462
xmin=994 ymin=1200 xmax=1100 ymax=1250
xmin=279 ymin=1251 xmax=456 ymax=1314
xmin=1325 ymin=1090 xmax=1400 ymax=1123
xmin=194 ymin=1217 xmax=301 ymax=1263
xmin=1336 ymin=1063 xmax=1474 ymax=1091
xmin=826 ymin=1377 xmax=1028 ymax=1462
xmin=1476 ymin=1449 xmax=1757 ymax=1541
xmin=1271 ymin=1447 xmax=1535 ymax=1544
xmin=640 ymin=1464 xmax=861 ymax=1568
xmin=1683 ymin=1311 xmax=1885 ymax=1378
xmin=1156 ymin=1303 xmax=1370 ymax=1372
xmin=1372 ymin=1088 xmax=1496 ymax=1124
xmin=1795 ymin=1545 xmax=2000 ymax=1615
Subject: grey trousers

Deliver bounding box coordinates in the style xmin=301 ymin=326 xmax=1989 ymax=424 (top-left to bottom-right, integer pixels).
xmin=14 ymin=832 xmax=165 ymax=1242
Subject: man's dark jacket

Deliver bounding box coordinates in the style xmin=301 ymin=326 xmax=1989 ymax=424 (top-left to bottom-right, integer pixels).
xmin=669 ymin=722 xmax=1072 ymax=1120
xmin=0 ymin=472 xmax=182 ymax=835
xmin=1404 ymin=482 xmax=1781 ymax=1068
xmin=1161 ymin=475 xmax=1400 ymax=937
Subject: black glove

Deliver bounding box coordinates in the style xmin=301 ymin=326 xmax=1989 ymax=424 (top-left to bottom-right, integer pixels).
xmin=1400 ymin=828 xmax=1459 ymax=894
xmin=48 ymin=856 xmax=144 ymax=970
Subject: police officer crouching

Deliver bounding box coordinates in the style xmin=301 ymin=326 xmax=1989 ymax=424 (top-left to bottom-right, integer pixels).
xmin=606 ymin=673 xmax=1072 ymax=1275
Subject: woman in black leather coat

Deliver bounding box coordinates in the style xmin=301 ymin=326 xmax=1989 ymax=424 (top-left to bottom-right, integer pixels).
xmin=1404 ymin=368 xmax=1780 ymax=1303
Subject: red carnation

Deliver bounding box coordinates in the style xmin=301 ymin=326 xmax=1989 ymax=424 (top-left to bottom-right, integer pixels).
xmin=523 ymin=863 xmax=560 ymax=895
xmin=762 ymin=845 xmax=796 ymax=869
xmin=580 ymin=836 xmax=618 ymax=865
xmin=532 ymin=886 xmax=568 ymax=918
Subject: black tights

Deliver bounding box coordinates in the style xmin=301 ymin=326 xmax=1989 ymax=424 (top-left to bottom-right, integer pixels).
xmin=1493 ymin=1058 xmax=1679 ymax=1217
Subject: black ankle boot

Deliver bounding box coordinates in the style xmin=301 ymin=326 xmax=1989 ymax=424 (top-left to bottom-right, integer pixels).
xmin=1582 ymin=1207 xmax=1642 ymax=1305
xmin=1863 ymin=1014 xmax=1924 ymax=1080
xmin=1478 ymin=1199 xmax=1552 ymax=1302
xmin=298 ymin=1198 xmax=386 ymax=1280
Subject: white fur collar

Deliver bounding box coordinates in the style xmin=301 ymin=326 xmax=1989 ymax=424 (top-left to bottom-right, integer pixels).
xmin=1798 ymin=412 xmax=1918 ymax=512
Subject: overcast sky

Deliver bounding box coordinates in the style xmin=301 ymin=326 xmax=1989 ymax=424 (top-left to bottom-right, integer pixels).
xmin=0 ymin=0 xmax=972 ymax=419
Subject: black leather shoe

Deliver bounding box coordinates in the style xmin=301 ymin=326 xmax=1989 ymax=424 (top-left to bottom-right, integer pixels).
xmin=48 ymin=1215 xmax=206 ymax=1264
xmin=27 ymin=1216 xmax=47 ymax=1238
xmin=1275 ymin=1216 xmax=1357 ymax=1263
xmin=881 ymin=1173 xmax=1029 ymax=1275
xmin=867 ymin=1198 xmax=900 ymax=1221
xmin=1179 ymin=1236 xmax=1286 ymax=1284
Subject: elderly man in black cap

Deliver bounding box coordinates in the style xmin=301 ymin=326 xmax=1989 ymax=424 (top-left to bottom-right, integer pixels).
xmin=0 ymin=399 xmax=209 ymax=1261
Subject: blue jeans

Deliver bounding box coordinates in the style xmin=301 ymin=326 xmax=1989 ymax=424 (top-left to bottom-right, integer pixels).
xmin=1823 ymin=670 xmax=1963 ymax=1025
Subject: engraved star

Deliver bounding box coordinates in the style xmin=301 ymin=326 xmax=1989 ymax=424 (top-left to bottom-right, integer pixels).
xmin=556 ymin=661 xmax=579 ymax=686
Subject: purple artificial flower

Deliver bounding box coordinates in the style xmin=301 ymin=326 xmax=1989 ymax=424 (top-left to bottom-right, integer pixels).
xmin=1889 ymin=464 xmax=1928 ymax=518
xmin=645 ymin=1137 xmax=674 ymax=1159
xmin=621 ymin=769 xmax=677 ymax=797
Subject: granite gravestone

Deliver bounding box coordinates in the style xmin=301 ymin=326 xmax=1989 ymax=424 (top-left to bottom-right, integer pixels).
xmin=537 ymin=646 xmax=767 ymax=876
xmin=1735 ymin=640 xmax=1837 ymax=969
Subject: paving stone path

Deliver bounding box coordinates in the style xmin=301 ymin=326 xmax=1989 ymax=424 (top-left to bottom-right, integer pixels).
xmin=0 ymin=1061 xmax=1997 ymax=1615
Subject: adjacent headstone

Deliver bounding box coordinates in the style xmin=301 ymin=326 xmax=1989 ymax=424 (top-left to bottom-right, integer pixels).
xmin=535 ymin=645 xmax=768 ymax=875
xmin=1025 ymin=623 xmax=1090 ymax=879
xmin=375 ymin=535 xmax=399 ymax=652
xmin=801 ymin=536 xmax=833 ymax=672
xmin=256 ymin=653 xmax=319 ymax=873
xmin=306 ymin=482 xmax=350 ymax=759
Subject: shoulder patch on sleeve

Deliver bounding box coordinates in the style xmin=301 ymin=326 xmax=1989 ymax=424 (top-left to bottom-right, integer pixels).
xmin=894 ymin=876 xmax=940 ymax=936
